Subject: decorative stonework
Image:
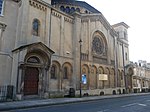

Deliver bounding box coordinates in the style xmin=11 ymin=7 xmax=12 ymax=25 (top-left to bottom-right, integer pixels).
xmin=93 ymin=56 xmax=107 ymax=64
xmin=64 ymin=17 xmax=73 ymax=23
xmin=51 ymin=10 xmax=61 ymax=18
xmin=92 ymin=36 xmax=104 ymax=55
xmin=81 ymin=19 xmax=89 ymax=22
xmin=29 ymin=0 xmax=47 ymax=11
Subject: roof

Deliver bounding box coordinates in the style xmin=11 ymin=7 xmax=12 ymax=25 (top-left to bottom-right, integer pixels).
xmin=52 ymin=0 xmax=100 ymax=13
xmin=52 ymin=0 xmax=75 ymax=3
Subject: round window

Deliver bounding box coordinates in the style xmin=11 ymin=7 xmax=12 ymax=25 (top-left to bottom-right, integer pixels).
xmin=92 ymin=36 xmax=104 ymax=55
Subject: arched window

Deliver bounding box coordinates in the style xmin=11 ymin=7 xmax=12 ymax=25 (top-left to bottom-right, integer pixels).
xmin=124 ymin=30 xmax=127 ymax=40
xmin=32 ymin=19 xmax=40 ymax=36
xmin=60 ymin=6 xmax=65 ymax=12
xmin=66 ymin=6 xmax=70 ymax=13
xmin=27 ymin=56 xmax=40 ymax=63
xmin=125 ymin=52 xmax=128 ymax=60
xmin=85 ymin=10 xmax=88 ymax=14
xmin=70 ymin=7 xmax=75 ymax=13
xmin=0 ymin=0 xmax=4 ymax=15
xmin=76 ymin=8 xmax=80 ymax=13
xmin=51 ymin=65 xmax=57 ymax=79
xmin=63 ymin=67 xmax=68 ymax=79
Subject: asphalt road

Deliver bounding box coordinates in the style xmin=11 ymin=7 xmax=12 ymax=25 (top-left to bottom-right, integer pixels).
xmin=11 ymin=94 xmax=150 ymax=112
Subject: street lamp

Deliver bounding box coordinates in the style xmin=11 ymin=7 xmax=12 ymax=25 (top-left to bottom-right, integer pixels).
xmin=79 ymin=39 xmax=82 ymax=97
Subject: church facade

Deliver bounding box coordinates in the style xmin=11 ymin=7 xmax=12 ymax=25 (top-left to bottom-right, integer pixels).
xmin=0 ymin=0 xmax=131 ymax=99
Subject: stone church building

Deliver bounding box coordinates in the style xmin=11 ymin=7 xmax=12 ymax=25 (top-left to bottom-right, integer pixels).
xmin=0 ymin=0 xmax=131 ymax=99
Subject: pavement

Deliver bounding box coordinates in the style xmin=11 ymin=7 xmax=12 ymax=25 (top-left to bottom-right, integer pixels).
xmin=0 ymin=93 xmax=150 ymax=111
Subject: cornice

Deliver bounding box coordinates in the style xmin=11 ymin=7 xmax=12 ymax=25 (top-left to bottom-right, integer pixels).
xmin=117 ymin=38 xmax=129 ymax=46
xmin=51 ymin=9 xmax=62 ymax=18
xmin=29 ymin=0 xmax=47 ymax=11
xmin=51 ymin=8 xmax=74 ymax=24
xmin=112 ymin=22 xmax=129 ymax=29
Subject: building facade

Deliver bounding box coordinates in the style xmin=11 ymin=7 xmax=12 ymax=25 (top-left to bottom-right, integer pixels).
xmin=132 ymin=60 xmax=150 ymax=93
xmin=0 ymin=0 xmax=131 ymax=99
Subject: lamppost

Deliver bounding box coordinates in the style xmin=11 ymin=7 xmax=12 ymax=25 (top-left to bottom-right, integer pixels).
xmin=79 ymin=39 xmax=82 ymax=97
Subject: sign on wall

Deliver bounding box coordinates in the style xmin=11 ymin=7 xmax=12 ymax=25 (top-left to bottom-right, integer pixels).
xmin=99 ymin=74 xmax=108 ymax=81
xmin=82 ymin=74 xmax=87 ymax=84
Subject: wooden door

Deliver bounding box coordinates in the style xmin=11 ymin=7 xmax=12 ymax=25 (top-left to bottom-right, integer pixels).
xmin=24 ymin=67 xmax=39 ymax=95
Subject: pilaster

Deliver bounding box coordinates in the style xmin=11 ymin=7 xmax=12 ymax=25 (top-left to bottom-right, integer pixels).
xmin=15 ymin=0 xmax=30 ymax=47
xmin=72 ymin=12 xmax=82 ymax=89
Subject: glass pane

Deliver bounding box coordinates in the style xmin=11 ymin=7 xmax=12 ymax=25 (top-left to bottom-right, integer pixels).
xmin=32 ymin=19 xmax=39 ymax=36
xmin=0 ymin=0 xmax=3 ymax=15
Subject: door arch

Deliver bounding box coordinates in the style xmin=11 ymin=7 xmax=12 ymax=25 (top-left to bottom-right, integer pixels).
xmin=24 ymin=67 xmax=39 ymax=95
xmin=24 ymin=56 xmax=41 ymax=96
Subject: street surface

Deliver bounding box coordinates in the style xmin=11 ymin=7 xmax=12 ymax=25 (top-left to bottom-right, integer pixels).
xmin=10 ymin=94 xmax=150 ymax=112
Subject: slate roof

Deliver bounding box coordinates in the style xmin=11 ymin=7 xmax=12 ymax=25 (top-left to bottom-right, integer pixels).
xmin=51 ymin=0 xmax=100 ymax=13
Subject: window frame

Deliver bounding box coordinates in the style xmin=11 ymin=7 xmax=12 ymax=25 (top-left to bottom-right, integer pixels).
xmin=125 ymin=52 xmax=128 ymax=61
xmin=0 ymin=0 xmax=4 ymax=16
xmin=63 ymin=67 xmax=68 ymax=79
xmin=32 ymin=18 xmax=40 ymax=36
xmin=51 ymin=65 xmax=57 ymax=79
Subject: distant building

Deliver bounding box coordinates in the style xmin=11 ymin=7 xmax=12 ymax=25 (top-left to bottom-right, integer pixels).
xmin=132 ymin=60 xmax=150 ymax=93
xmin=0 ymin=0 xmax=131 ymax=100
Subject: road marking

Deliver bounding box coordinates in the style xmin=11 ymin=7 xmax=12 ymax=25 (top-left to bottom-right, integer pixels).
xmin=147 ymin=100 xmax=150 ymax=102
xmin=121 ymin=103 xmax=147 ymax=108
xmin=138 ymin=103 xmax=147 ymax=106
xmin=121 ymin=103 xmax=137 ymax=107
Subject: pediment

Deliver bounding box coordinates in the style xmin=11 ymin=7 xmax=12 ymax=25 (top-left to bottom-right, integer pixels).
xmin=12 ymin=42 xmax=55 ymax=55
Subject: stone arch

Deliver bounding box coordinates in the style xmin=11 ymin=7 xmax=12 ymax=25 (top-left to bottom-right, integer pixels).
xmin=16 ymin=42 xmax=54 ymax=98
xmin=104 ymin=67 xmax=110 ymax=88
xmin=49 ymin=60 xmax=61 ymax=91
xmin=89 ymin=65 xmax=97 ymax=89
xmin=82 ymin=64 xmax=90 ymax=74
xmin=62 ymin=62 xmax=72 ymax=80
xmin=50 ymin=60 xmax=61 ymax=79
xmin=61 ymin=62 xmax=73 ymax=91
xmin=25 ymin=49 xmax=50 ymax=69
xmin=110 ymin=68 xmax=115 ymax=88
xmin=128 ymin=67 xmax=134 ymax=75
xmin=98 ymin=66 xmax=104 ymax=74
xmin=91 ymin=30 xmax=108 ymax=56
xmin=82 ymin=64 xmax=90 ymax=90
xmin=23 ymin=49 xmax=51 ymax=96
xmin=98 ymin=66 xmax=104 ymax=89
xmin=126 ymin=67 xmax=134 ymax=92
